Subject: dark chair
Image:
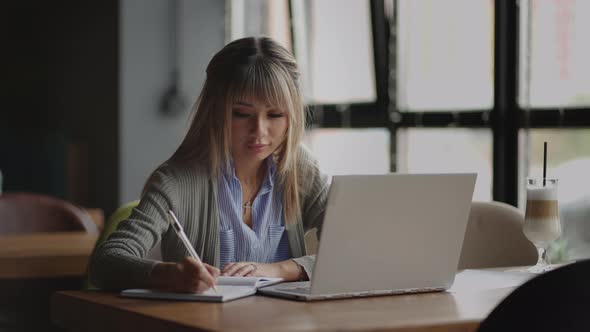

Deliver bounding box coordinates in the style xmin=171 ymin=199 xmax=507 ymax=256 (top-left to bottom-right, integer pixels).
xmin=0 ymin=192 xmax=98 ymax=234
xmin=478 ymin=259 xmax=590 ymax=332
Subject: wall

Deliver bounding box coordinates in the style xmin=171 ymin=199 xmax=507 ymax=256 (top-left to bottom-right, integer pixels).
xmin=2 ymin=2 xmax=119 ymax=215
xmin=54 ymin=1 xmax=120 ymax=215
xmin=119 ymin=0 xmax=225 ymax=204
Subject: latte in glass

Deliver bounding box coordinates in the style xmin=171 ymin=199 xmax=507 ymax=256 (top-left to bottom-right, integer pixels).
xmin=523 ymin=186 xmax=561 ymax=248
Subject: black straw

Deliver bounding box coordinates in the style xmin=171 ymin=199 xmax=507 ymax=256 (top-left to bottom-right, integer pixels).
xmin=543 ymin=142 xmax=547 ymax=187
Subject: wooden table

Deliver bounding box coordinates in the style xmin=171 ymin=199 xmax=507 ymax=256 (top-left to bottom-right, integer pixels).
xmin=52 ymin=284 xmax=516 ymax=332
xmin=0 ymin=232 xmax=98 ymax=279
xmin=0 ymin=232 xmax=99 ymax=331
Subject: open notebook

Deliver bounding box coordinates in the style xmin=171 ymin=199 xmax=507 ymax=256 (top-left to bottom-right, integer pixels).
xmin=120 ymin=276 xmax=283 ymax=302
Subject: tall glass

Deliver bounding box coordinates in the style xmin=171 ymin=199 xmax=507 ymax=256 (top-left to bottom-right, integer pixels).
xmin=523 ymin=178 xmax=561 ymax=273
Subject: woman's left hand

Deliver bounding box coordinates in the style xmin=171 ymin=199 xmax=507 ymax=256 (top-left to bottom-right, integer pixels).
xmin=221 ymin=262 xmax=278 ymax=278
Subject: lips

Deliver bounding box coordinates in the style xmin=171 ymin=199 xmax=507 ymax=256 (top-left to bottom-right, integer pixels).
xmin=247 ymin=143 xmax=269 ymax=152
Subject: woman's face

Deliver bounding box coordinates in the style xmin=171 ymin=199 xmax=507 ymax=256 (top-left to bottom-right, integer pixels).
xmin=230 ymin=97 xmax=289 ymax=165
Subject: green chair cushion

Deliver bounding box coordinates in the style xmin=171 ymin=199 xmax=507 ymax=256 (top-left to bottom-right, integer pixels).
xmin=84 ymin=200 xmax=140 ymax=290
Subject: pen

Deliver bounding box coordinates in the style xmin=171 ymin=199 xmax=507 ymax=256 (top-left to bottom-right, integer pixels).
xmin=167 ymin=210 xmax=218 ymax=293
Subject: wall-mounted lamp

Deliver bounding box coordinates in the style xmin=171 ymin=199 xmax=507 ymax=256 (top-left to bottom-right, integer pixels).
xmin=159 ymin=0 xmax=186 ymax=116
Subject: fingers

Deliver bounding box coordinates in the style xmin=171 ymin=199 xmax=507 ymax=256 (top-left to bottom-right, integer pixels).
xmin=234 ymin=264 xmax=255 ymax=277
xmin=182 ymin=257 xmax=201 ymax=274
xmin=221 ymin=262 xmax=257 ymax=277
xmin=221 ymin=262 xmax=235 ymax=275
xmin=175 ymin=259 xmax=198 ymax=293
xmin=204 ymin=263 xmax=221 ymax=278
xmin=221 ymin=262 xmax=242 ymax=276
xmin=182 ymin=257 xmax=217 ymax=291
xmin=198 ymin=264 xmax=217 ymax=288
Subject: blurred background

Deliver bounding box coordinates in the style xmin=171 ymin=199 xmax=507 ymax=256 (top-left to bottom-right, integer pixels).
xmin=0 ymin=1 xmax=589 ymax=330
xmin=2 ymin=0 xmax=589 ymax=259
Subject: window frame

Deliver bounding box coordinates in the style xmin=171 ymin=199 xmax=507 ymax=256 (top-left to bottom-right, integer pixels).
xmin=290 ymin=0 xmax=590 ymax=206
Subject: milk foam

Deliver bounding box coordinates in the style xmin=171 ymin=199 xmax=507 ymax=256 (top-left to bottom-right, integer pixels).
xmin=523 ymin=218 xmax=561 ymax=246
xmin=526 ymin=187 xmax=557 ymax=201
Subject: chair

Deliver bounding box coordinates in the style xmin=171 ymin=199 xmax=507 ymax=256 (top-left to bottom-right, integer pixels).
xmin=0 ymin=192 xmax=98 ymax=234
xmin=84 ymin=208 xmax=105 ymax=230
xmin=85 ymin=200 xmax=163 ymax=289
xmin=458 ymin=201 xmax=538 ymax=269
xmin=477 ymin=259 xmax=590 ymax=332
xmin=93 ymin=200 xmax=140 ymax=247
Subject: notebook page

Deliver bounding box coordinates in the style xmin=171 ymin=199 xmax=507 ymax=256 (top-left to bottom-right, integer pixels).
xmin=120 ymin=285 xmax=256 ymax=302
xmin=217 ymin=276 xmax=283 ymax=288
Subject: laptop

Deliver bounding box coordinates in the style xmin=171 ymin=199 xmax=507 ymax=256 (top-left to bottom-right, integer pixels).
xmin=259 ymin=173 xmax=477 ymax=301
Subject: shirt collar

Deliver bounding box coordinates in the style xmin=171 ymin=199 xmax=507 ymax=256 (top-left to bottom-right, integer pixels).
xmin=223 ymin=157 xmax=276 ymax=191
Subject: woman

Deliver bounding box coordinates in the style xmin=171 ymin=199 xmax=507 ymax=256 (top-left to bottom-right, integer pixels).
xmin=90 ymin=37 xmax=329 ymax=293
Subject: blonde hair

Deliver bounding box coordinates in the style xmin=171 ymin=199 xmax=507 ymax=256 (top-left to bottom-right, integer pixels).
xmin=169 ymin=37 xmax=306 ymax=225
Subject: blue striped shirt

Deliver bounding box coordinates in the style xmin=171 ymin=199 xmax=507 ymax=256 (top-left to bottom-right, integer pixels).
xmin=216 ymin=158 xmax=290 ymax=269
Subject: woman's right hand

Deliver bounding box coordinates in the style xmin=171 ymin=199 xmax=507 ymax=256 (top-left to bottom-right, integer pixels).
xmin=149 ymin=257 xmax=220 ymax=293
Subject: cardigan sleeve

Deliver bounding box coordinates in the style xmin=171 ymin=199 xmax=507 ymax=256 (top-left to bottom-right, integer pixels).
xmin=291 ymin=146 xmax=330 ymax=278
xmin=89 ymin=164 xmax=178 ymax=290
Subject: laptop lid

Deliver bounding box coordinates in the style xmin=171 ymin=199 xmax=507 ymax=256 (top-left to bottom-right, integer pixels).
xmin=310 ymin=173 xmax=476 ymax=295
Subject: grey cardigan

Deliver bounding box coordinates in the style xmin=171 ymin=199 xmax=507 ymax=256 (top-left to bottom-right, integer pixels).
xmin=90 ymin=147 xmax=329 ymax=290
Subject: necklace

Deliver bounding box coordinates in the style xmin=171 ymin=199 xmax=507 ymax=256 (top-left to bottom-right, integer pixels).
xmin=242 ymin=179 xmax=259 ymax=211
xmin=242 ymin=182 xmax=257 ymax=210
xmin=239 ymin=164 xmax=265 ymax=212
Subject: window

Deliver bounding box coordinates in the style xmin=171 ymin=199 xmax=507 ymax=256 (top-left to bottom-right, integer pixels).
xmin=519 ymin=0 xmax=590 ymax=107
xmin=230 ymin=1 xmax=590 ymax=262
xmin=517 ymin=0 xmax=590 ymax=262
xmin=397 ymin=0 xmax=494 ymax=111
xmin=397 ymin=128 xmax=492 ymax=201
xmin=394 ymin=0 xmax=494 ymax=200
xmin=228 ymin=0 xmax=292 ymax=51
xmin=291 ymin=0 xmax=376 ymax=104
xmin=304 ymin=128 xmax=390 ymax=175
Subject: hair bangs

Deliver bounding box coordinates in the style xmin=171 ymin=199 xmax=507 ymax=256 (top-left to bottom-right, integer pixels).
xmin=230 ymin=60 xmax=294 ymax=114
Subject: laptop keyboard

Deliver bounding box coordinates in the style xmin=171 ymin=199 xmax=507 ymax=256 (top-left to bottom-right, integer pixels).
xmin=278 ymin=286 xmax=311 ymax=294
xmin=274 ymin=286 xmax=444 ymax=297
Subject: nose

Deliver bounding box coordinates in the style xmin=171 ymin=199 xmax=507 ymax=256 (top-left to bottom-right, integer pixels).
xmin=250 ymin=114 xmax=268 ymax=136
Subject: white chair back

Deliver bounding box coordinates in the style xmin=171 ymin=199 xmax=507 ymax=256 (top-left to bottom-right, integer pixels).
xmin=459 ymin=201 xmax=537 ymax=269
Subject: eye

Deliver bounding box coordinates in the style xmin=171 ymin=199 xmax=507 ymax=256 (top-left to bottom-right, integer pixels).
xmin=232 ymin=110 xmax=250 ymax=118
xmin=268 ymin=112 xmax=285 ymax=119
